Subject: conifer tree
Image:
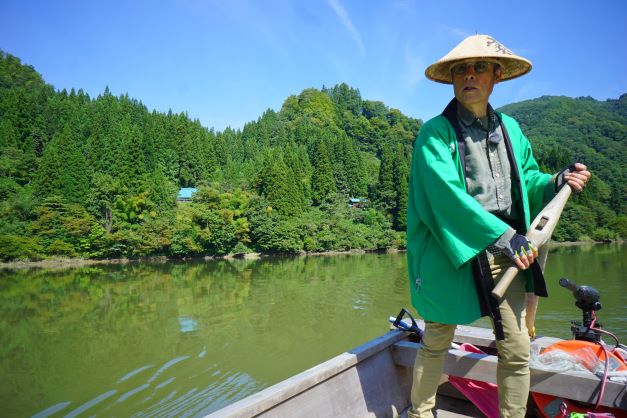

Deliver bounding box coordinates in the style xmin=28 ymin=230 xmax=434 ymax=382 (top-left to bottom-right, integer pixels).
xmin=374 ymin=144 xmax=396 ymax=212
xmin=58 ymin=125 xmax=89 ymax=204
xmin=33 ymin=133 xmax=63 ymax=199
xmin=372 ymin=142 xmax=408 ymax=230
xmin=87 ymin=92 xmax=123 ymax=177
xmin=257 ymin=152 xmax=303 ymax=216
xmin=177 ymin=124 xmax=204 ymax=187
xmin=392 ymin=143 xmax=408 ymax=231
xmin=35 ymin=125 xmax=88 ymax=203
xmin=0 ymin=118 xmax=18 ymax=148
xmin=311 ymin=140 xmax=336 ymax=205
xmin=201 ymin=128 xmax=218 ymax=180
xmin=213 ymin=130 xmax=229 ymax=167
xmin=328 ymin=83 xmax=362 ymax=116
xmin=333 ymin=136 xmax=367 ymax=197
xmin=283 ymin=142 xmax=312 ymax=202
xmin=118 ymin=121 xmax=146 ymax=190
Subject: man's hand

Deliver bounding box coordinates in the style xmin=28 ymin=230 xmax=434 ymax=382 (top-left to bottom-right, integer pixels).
xmin=556 ymin=162 xmax=591 ymax=193
xmin=504 ymin=234 xmax=538 ymax=270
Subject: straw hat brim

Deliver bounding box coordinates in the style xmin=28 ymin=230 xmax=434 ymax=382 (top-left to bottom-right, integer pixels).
xmin=425 ymin=35 xmax=532 ymax=84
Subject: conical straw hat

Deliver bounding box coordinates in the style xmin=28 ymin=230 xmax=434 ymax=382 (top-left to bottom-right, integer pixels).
xmin=425 ymin=34 xmax=532 ymax=84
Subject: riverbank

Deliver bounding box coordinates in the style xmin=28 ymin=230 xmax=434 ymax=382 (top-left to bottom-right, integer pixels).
xmin=0 ymin=248 xmax=405 ymax=270
xmin=0 ymin=241 xmax=620 ymax=270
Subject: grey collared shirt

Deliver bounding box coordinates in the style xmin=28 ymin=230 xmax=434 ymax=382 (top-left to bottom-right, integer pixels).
xmin=457 ymin=103 xmax=518 ymax=218
xmin=457 ymin=103 xmax=517 ymax=252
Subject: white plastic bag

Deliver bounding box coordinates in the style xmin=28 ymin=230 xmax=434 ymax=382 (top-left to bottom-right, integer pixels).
xmin=530 ymin=345 xmax=600 ymax=373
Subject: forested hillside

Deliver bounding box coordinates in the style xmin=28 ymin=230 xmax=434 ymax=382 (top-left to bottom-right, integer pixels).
xmin=0 ymin=51 xmax=418 ymax=260
xmin=499 ymin=95 xmax=626 ymax=241
xmin=0 ymin=50 xmax=624 ymax=261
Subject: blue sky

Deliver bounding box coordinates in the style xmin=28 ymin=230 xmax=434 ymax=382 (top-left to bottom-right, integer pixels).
xmin=2 ymin=0 xmax=626 ymax=131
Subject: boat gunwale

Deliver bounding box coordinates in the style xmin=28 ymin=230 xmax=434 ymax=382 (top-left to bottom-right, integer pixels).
xmin=207 ymin=321 xmax=626 ymax=416
xmin=206 ymin=329 xmax=409 ymax=417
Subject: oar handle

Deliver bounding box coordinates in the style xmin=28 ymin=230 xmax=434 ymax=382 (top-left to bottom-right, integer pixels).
xmin=491 ymin=265 xmax=519 ymax=298
xmin=491 ymin=185 xmax=573 ymax=299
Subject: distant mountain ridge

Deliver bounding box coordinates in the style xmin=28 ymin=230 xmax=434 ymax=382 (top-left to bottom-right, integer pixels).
xmin=498 ymin=94 xmax=626 ymax=240
xmin=498 ymin=94 xmax=626 ymax=175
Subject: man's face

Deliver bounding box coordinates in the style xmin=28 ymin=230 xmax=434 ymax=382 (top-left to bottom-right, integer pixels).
xmin=451 ymin=61 xmax=501 ymax=113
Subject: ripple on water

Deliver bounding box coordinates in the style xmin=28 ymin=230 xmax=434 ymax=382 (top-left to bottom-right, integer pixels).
xmin=31 ymin=351 xmax=265 ymax=418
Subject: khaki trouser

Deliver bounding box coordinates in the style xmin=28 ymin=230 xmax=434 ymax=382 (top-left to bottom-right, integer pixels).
xmin=408 ymin=254 xmax=530 ymax=418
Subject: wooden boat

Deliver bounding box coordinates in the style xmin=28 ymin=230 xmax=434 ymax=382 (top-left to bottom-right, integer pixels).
xmin=206 ymin=320 xmax=626 ymax=417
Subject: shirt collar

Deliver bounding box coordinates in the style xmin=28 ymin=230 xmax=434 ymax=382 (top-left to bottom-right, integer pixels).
xmin=456 ymin=101 xmax=499 ymax=131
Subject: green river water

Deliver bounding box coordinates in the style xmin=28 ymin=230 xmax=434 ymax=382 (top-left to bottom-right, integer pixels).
xmin=1 ymin=243 xmax=625 ymax=417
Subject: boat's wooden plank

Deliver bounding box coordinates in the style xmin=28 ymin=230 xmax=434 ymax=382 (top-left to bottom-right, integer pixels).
xmin=396 ymin=320 xmax=562 ymax=350
xmin=392 ymin=319 xmax=499 ymax=348
xmin=392 ymin=341 xmax=626 ymax=409
xmin=453 ymin=324 xmax=498 ymax=349
xmin=529 ymin=368 xmax=627 ymax=410
xmin=452 ymin=328 xmax=561 ymax=350
xmin=529 ymin=335 xmax=563 ymax=349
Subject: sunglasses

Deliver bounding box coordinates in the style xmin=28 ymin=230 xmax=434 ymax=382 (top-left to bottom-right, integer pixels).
xmin=451 ymin=61 xmax=493 ymax=76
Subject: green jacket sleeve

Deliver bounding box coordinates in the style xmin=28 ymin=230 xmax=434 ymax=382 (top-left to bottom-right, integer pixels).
xmin=410 ymin=117 xmax=510 ymax=269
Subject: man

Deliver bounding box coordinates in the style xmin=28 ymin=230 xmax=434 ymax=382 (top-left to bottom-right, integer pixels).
xmin=406 ymin=34 xmax=590 ymax=418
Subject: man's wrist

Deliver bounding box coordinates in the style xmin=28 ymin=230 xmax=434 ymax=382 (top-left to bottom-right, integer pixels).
xmin=493 ymin=228 xmax=516 ymax=250
xmin=486 ymin=228 xmax=516 ymax=255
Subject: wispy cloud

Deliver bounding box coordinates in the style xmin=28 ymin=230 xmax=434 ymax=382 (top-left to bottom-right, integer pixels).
xmin=404 ymin=39 xmax=425 ymax=89
xmin=327 ymin=0 xmax=365 ymax=55
xmin=444 ymin=25 xmax=471 ymax=39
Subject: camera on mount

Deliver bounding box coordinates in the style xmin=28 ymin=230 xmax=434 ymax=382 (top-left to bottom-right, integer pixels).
xmin=559 ymin=277 xmax=603 ymax=343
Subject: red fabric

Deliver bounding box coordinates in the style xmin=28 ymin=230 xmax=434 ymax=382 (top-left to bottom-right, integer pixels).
xmin=447 ymin=343 xmax=499 ymax=418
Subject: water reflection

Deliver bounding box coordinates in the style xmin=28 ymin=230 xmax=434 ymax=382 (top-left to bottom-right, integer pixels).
xmin=179 ymin=317 xmax=199 ymax=333
xmin=0 ymin=246 xmax=623 ymax=417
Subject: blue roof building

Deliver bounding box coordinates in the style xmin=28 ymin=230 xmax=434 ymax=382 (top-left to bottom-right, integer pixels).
xmin=177 ymin=187 xmax=198 ymax=202
xmin=348 ymin=197 xmax=368 ymax=207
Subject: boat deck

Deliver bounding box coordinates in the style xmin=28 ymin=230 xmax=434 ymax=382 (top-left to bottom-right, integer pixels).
xmin=400 ymin=392 xmax=485 ymax=418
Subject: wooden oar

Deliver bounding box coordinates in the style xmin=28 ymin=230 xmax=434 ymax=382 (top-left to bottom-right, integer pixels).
xmin=491 ymin=185 xmax=572 ymax=299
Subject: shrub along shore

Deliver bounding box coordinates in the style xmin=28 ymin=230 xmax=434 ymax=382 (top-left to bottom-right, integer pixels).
xmin=2 ymin=241 xmax=622 ymax=271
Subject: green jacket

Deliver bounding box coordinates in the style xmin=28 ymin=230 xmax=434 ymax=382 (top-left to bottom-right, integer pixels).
xmin=406 ymin=108 xmax=554 ymax=324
